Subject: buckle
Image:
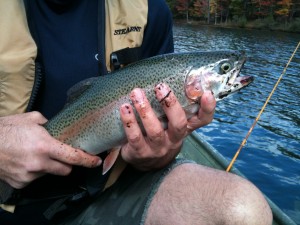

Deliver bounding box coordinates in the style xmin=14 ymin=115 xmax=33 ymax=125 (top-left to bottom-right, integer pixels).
xmin=110 ymin=52 xmax=121 ymax=71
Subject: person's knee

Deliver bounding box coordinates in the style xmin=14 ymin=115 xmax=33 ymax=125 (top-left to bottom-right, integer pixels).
xmin=145 ymin=163 xmax=272 ymax=225
xmin=222 ymin=173 xmax=273 ymax=225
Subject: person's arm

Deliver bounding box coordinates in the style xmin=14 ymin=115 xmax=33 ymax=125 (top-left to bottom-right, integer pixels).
xmin=0 ymin=112 xmax=101 ymax=189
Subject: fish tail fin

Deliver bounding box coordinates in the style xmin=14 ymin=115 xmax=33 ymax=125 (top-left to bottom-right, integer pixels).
xmin=102 ymin=147 xmax=121 ymax=175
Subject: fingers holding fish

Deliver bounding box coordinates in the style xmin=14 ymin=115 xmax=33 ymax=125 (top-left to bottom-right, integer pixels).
xmin=48 ymin=139 xmax=102 ymax=169
xmin=130 ymin=88 xmax=166 ymax=147
xmin=0 ymin=112 xmax=102 ymax=189
xmin=39 ymin=160 xmax=71 ymax=177
xmin=119 ymin=103 xmax=147 ymax=154
xmin=186 ymin=91 xmax=216 ymax=134
xmin=154 ymin=83 xmax=187 ymax=144
xmin=120 ymin=88 xmax=178 ymax=170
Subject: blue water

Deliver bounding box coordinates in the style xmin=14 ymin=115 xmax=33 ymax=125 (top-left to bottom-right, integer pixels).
xmin=173 ymin=24 xmax=300 ymax=224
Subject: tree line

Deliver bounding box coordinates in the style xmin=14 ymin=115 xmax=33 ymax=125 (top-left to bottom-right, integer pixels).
xmin=165 ymin=0 xmax=300 ymax=31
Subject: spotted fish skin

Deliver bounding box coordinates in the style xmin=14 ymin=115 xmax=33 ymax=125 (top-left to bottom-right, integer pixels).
xmin=44 ymin=51 xmax=252 ymax=155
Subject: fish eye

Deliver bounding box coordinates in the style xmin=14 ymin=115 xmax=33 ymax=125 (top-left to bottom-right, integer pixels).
xmin=221 ymin=63 xmax=232 ymax=73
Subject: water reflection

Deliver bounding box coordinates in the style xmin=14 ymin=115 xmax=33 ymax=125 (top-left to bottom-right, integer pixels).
xmin=173 ymin=24 xmax=300 ymax=223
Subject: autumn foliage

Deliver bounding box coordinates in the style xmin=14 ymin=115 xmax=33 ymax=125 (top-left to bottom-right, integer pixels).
xmin=166 ymin=0 xmax=300 ymax=25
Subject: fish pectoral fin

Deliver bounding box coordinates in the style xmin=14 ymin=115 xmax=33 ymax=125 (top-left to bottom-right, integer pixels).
xmin=102 ymin=147 xmax=121 ymax=175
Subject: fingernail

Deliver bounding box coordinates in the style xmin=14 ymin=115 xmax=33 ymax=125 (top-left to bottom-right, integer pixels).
xmin=96 ymin=158 xmax=102 ymax=166
xmin=130 ymin=88 xmax=146 ymax=107
xmin=155 ymin=83 xmax=176 ymax=108
xmin=130 ymin=88 xmax=143 ymax=103
xmin=120 ymin=104 xmax=132 ymax=115
xmin=205 ymin=91 xmax=215 ymax=104
xmin=154 ymin=83 xmax=171 ymax=102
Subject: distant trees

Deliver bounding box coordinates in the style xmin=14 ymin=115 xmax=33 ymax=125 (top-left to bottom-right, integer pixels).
xmin=175 ymin=0 xmax=191 ymax=22
xmin=275 ymin=0 xmax=293 ymax=23
xmin=166 ymin=0 xmax=300 ymax=26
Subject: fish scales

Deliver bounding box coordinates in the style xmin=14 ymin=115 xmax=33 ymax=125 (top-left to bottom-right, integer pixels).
xmin=45 ymin=51 xmax=252 ymax=155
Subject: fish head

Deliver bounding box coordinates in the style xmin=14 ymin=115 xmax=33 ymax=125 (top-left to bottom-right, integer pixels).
xmin=185 ymin=51 xmax=253 ymax=102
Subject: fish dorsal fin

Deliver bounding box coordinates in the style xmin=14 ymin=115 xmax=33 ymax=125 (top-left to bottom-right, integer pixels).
xmin=66 ymin=77 xmax=98 ymax=104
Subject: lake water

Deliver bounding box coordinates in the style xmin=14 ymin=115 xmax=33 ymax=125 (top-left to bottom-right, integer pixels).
xmin=173 ymin=23 xmax=300 ymax=224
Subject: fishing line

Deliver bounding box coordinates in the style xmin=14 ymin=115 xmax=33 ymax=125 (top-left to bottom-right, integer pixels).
xmin=226 ymin=41 xmax=300 ymax=172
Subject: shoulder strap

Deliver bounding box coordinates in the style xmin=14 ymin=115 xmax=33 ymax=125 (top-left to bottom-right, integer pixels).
xmin=110 ymin=47 xmax=141 ymax=70
xmin=105 ymin=0 xmax=148 ymax=72
xmin=97 ymin=0 xmax=107 ymax=75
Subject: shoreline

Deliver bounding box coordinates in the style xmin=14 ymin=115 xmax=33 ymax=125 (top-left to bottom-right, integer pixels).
xmin=173 ymin=19 xmax=300 ymax=34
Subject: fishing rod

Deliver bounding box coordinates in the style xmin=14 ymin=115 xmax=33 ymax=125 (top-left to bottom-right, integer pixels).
xmin=226 ymin=41 xmax=300 ymax=172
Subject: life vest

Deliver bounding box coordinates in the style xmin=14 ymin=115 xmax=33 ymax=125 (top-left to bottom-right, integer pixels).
xmin=105 ymin=0 xmax=147 ymax=71
xmin=0 ymin=0 xmax=37 ymax=117
xmin=0 ymin=0 xmax=148 ymax=215
xmin=0 ymin=0 xmax=148 ymax=117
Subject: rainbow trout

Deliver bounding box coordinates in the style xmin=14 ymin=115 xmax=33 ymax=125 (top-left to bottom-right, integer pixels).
xmin=45 ymin=51 xmax=253 ymax=172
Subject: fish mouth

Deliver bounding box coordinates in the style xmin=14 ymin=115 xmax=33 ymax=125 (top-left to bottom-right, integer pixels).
xmin=232 ymin=57 xmax=253 ymax=88
xmin=236 ymin=75 xmax=254 ymax=86
xmin=218 ymin=75 xmax=254 ymax=100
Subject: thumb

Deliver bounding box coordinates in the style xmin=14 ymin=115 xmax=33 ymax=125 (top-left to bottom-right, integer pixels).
xmin=25 ymin=111 xmax=48 ymax=125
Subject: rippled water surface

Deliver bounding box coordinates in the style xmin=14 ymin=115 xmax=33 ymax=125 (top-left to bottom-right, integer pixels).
xmin=173 ymin=24 xmax=300 ymax=223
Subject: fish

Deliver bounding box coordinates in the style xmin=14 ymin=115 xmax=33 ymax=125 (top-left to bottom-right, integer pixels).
xmin=44 ymin=51 xmax=253 ymax=173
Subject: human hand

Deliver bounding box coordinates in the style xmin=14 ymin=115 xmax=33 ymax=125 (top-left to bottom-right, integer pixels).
xmin=0 ymin=112 xmax=101 ymax=189
xmin=120 ymin=83 xmax=216 ymax=171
